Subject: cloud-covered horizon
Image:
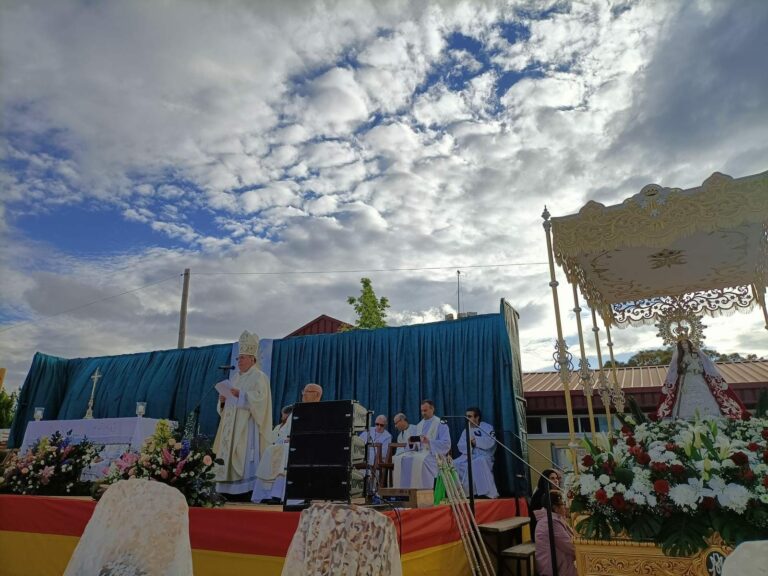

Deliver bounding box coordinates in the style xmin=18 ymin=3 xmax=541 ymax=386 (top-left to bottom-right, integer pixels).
xmin=1 ymin=0 xmax=766 ymax=391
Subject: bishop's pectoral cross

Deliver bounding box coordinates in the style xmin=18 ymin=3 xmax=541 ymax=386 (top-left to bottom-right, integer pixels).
xmin=84 ymin=367 xmax=102 ymax=419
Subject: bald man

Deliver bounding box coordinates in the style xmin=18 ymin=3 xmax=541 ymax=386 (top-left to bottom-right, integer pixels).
xmin=301 ymin=383 xmax=323 ymax=403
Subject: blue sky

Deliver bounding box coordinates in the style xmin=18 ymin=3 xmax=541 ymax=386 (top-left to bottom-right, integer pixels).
xmin=1 ymin=0 xmax=767 ymax=390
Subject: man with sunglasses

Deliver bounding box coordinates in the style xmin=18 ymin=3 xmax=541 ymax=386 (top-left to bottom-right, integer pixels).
xmin=359 ymin=414 xmax=392 ymax=467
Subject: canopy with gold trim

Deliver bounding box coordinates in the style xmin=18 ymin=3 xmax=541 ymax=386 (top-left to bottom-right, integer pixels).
xmin=550 ymin=170 xmax=768 ymax=330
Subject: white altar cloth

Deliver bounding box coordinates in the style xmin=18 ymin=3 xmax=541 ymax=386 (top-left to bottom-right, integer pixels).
xmin=20 ymin=417 xmax=168 ymax=480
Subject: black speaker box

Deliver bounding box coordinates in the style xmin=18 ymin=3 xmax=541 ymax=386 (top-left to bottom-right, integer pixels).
xmin=285 ymin=466 xmax=364 ymax=501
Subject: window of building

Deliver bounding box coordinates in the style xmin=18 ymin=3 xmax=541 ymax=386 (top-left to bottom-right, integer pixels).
xmin=526 ymin=417 xmax=542 ymax=434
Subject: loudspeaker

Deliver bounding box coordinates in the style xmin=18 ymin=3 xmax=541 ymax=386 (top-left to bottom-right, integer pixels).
xmin=290 ymin=399 xmax=368 ymax=434
xmin=285 ymin=467 xmax=365 ymax=501
xmin=284 ymin=399 xmax=369 ymax=505
xmin=288 ymin=433 xmax=366 ymax=466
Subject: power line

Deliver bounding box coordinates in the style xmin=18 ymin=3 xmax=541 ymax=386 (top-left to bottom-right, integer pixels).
xmin=193 ymin=262 xmax=548 ymax=276
xmin=0 ymin=275 xmax=180 ymax=334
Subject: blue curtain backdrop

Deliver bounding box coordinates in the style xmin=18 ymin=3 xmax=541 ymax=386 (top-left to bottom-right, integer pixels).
xmin=9 ymin=304 xmax=526 ymax=495
xmin=270 ymin=307 xmax=526 ymax=495
xmin=9 ymin=344 xmax=233 ymax=448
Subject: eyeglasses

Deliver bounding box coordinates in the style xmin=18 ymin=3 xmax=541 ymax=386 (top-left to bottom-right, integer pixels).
xmin=375 ymin=423 xmax=386 ymax=427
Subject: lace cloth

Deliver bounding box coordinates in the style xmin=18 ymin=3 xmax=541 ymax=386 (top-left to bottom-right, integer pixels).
xmin=281 ymin=502 xmax=402 ymax=576
xmin=64 ymin=479 xmax=193 ymax=576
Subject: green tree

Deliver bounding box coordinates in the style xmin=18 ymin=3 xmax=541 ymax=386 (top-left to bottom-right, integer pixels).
xmin=0 ymin=389 xmax=17 ymax=429
xmin=346 ymin=277 xmax=390 ymax=330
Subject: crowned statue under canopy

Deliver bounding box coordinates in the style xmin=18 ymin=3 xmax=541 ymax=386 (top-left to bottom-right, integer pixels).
xmin=654 ymin=335 xmax=748 ymax=421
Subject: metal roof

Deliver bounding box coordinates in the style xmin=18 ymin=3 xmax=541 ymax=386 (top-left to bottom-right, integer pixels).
xmin=523 ymin=360 xmax=768 ymax=394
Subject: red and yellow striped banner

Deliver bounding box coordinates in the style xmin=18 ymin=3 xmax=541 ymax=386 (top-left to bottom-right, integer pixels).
xmin=0 ymin=495 xmax=525 ymax=575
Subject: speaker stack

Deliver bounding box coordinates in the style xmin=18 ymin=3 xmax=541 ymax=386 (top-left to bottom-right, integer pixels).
xmin=284 ymin=400 xmax=368 ymax=506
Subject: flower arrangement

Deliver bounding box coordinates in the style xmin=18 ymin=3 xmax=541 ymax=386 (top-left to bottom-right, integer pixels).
xmin=568 ymin=416 xmax=768 ymax=556
xmin=102 ymin=420 xmax=224 ymax=507
xmin=0 ymin=431 xmax=101 ymax=495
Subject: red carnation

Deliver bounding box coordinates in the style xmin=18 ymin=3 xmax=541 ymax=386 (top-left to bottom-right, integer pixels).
xmin=651 ymin=462 xmax=669 ymax=473
xmin=636 ymin=452 xmax=651 ymax=466
xmin=731 ymin=452 xmax=749 ymax=466
xmin=762 ymin=429 xmax=768 ymax=440
xmin=670 ymin=464 xmax=686 ymax=476
xmin=582 ymin=455 xmax=595 ymax=467
xmin=611 ymin=493 xmax=627 ymax=511
xmin=626 ymin=436 xmax=637 ymax=447
xmin=602 ymin=461 xmax=615 ymax=475
xmin=595 ymin=488 xmax=608 ymax=504
xmin=665 ymin=442 xmax=677 ymax=451
xmin=748 ymin=442 xmax=760 ymax=452
xmin=701 ymin=496 xmax=716 ymax=510
xmin=653 ymin=479 xmax=670 ymax=495
xmin=743 ymin=470 xmax=756 ymax=482
xmin=763 ymin=450 xmax=768 ymax=464
xmin=621 ymin=425 xmax=632 ymax=436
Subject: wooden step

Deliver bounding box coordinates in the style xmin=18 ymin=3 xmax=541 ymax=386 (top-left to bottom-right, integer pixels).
xmin=502 ymin=541 xmax=536 ymax=558
xmin=478 ymin=516 xmax=530 ymax=533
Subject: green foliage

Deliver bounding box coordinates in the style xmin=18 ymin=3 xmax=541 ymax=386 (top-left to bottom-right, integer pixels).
xmin=346 ymin=277 xmax=390 ymax=330
xmin=626 ymin=348 xmax=674 ymax=367
xmin=0 ymin=389 xmax=17 ymax=429
xmin=658 ymin=513 xmax=711 ymax=557
xmin=575 ymin=513 xmax=619 ymax=540
xmin=627 ymin=512 xmax=662 ymax=541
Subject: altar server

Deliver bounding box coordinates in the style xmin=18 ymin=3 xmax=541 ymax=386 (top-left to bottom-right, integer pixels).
xmin=213 ymin=330 xmax=272 ymax=496
xmin=453 ymin=407 xmax=498 ymax=499
xmin=392 ymin=400 xmax=451 ymax=489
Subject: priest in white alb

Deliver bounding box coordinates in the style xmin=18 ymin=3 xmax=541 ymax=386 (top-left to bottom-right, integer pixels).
xmin=213 ymin=330 xmax=272 ymax=496
xmin=453 ymin=407 xmax=498 ymax=499
xmin=392 ymin=400 xmax=451 ymax=489
xmin=251 ymin=405 xmax=292 ymax=504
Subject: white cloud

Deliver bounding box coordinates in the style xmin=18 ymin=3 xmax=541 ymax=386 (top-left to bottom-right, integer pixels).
xmin=1 ymin=0 xmax=767 ymax=393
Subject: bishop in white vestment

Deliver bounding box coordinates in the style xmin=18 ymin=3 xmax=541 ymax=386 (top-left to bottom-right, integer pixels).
xmin=392 ymin=400 xmax=451 ymax=489
xmin=213 ymin=331 xmax=273 ymax=495
xmin=453 ymin=408 xmax=498 ymax=499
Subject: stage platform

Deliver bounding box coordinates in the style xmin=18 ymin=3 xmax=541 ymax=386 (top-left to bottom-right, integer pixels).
xmin=0 ymin=495 xmax=526 ymax=575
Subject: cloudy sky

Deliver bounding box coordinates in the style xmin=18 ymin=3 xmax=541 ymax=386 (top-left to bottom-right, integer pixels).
xmin=1 ymin=0 xmax=766 ymax=392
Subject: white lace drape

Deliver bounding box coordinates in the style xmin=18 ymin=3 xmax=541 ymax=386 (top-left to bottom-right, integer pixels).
xmin=64 ymin=479 xmax=193 ymax=576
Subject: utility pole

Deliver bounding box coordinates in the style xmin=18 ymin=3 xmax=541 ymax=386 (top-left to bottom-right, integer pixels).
xmin=457 ymin=269 xmax=461 ymax=318
xmin=177 ymin=268 xmax=191 ymax=349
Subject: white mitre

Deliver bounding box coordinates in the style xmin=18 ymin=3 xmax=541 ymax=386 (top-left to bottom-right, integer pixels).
xmin=239 ymin=330 xmax=260 ymax=357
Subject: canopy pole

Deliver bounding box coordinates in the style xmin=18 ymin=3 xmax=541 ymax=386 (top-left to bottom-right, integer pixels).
xmin=604 ymin=322 xmax=626 ymax=413
xmin=590 ymin=308 xmax=613 ymax=437
xmin=571 ymin=283 xmax=597 ymax=440
xmin=542 ymin=207 xmax=579 ymax=472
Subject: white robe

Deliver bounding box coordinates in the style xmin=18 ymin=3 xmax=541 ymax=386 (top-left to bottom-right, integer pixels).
xmin=395 ymin=425 xmax=417 ymax=455
xmin=359 ymin=427 xmax=392 ymax=466
xmin=251 ymin=420 xmax=291 ymax=502
xmin=392 ymin=416 xmax=451 ymax=489
xmin=213 ymin=366 xmax=272 ymax=494
xmin=453 ymin=422 xmax=498 ymax=499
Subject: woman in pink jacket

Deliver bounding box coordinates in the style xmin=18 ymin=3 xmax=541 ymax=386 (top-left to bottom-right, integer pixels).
xmin=534 ymin=490 xmax=576 ymax=576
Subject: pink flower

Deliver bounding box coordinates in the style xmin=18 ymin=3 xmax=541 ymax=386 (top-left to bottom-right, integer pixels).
xmin=203 ymin=455 xmax=213 ymax=467
xmin=162 ymin=448 xmax=174 ymax=466
xmin=160 ymin=469 xmax=169 ymax=480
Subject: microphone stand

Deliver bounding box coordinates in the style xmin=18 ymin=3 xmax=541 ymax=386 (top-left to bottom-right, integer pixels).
xmin=187 ymin=366 xmax=233 ymax=438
